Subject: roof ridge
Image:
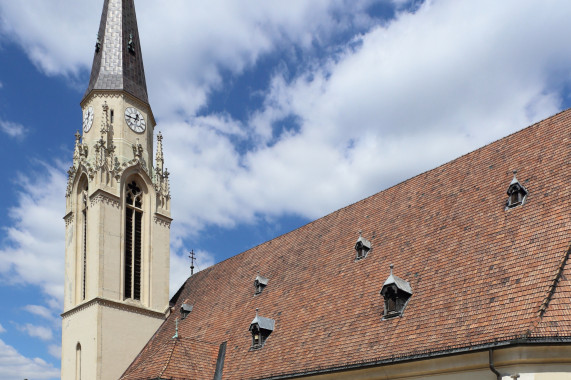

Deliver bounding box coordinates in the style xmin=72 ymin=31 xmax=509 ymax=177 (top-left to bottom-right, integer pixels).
xmin=157 ymin=339 xmax=178 ymax=378
xmin=119 ymin=337 xmax=172 ymax=379
xmin=537 ymin=243 xmax=571 ymax=318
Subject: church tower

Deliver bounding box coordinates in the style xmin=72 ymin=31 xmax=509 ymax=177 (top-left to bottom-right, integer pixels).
xmin=61 ymin=1 xmax=171 ymax=379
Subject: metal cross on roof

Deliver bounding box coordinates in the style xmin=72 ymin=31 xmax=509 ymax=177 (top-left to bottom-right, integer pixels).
xmin=189 ymin=250 xmax=196 ymax=276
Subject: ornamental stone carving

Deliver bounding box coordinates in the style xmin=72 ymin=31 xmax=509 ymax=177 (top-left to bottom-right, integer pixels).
xmin=90 ymin=192 xmax=120 ymax=208
xmin=154 ymin=215 xmax=172 ymax=229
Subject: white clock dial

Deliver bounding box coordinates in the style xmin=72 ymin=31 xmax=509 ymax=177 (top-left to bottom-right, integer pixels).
xmin=83 ymin=106 xmax=94 ymax=133
xmin=125 ymin=107 xmax=146 ymax=133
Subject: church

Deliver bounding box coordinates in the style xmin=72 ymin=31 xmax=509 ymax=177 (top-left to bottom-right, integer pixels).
xmin=61 ymin=1 xmax=571 ymax=379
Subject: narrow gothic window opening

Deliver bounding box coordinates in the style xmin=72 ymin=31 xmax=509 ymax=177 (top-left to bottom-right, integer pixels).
xmin=76 ymin=343 xmax=82 ymax=380
xmin=81 ymin=182 xmax=88 ymax=301
xmin=125 ymin=181 xmax=143 ymax=301
xmin=110 ymin=109 xmax=114 ymax=123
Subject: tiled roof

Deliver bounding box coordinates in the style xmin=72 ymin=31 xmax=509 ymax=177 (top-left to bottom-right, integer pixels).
xmin=83 ymin=0 xmax=149 ymax=104
xmin=122 ymin=108 xmax=571 ymax=379
xmin=121 ymin=337 xmax=219 ymax=380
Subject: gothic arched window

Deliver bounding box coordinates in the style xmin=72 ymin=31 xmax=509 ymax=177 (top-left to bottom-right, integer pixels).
xmin=125 ymin=181 xmax=143 ymax=300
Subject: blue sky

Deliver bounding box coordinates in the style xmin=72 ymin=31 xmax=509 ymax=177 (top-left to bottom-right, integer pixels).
xmin=1 ymin=0 xmax=571 ymax=378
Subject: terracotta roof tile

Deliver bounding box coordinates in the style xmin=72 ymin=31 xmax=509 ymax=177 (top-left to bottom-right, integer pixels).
xmin=122 ymin=108 xmax=571 ymax=379
xmin=121 ymin=337 xmax=219 ymax=380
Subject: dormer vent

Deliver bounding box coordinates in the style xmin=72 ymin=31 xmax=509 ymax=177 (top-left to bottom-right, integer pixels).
xmin=254 ymin=273 xmax=269 ymax=295
xmin=249 ymin=308 xmax=275 ymax=349
xmin=95 ymin=34 xmax=101 ymax=53
xmin=380 ymin=265 xmax=412 ymax=319
xmin=180 ymin=301 xmax=193 ymax=320
xmin=128 ymin=33 xmax=135 ymax=54
xmin=506 ymin=171 xmax=528 ymax=209
xmin=355 ymin=231 xmax=371 ymax=260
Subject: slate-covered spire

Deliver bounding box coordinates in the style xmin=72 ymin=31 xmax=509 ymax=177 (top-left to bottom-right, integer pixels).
xmin=83 ymin=0 xmax=149 ymax=104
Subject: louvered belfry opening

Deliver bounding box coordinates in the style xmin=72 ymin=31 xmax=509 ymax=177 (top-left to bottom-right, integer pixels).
xmin=125 ymin=181 xmax=143 ymax=300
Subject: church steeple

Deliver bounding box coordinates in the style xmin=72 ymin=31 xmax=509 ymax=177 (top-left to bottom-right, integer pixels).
xmin=62 ymin=1 xmax=170 ymax=378
xmin=84 ymin=0 xmax=149 ymax=105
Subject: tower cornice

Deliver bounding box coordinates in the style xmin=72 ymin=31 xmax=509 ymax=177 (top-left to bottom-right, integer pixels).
xmin=61 ymin=297 xmax=168 ymax=319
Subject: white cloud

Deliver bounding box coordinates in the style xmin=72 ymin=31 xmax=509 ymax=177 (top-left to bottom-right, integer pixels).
xmin=0 ymin=119 xmax=26 ymax=139
xmin=0 ymin=81 xmax=3 ymax=89
xmin=0 ymin=162 xmax=67 ymax=305
xmin=16 ymin=324 xmax=53 ymax=342
xmin=0 ymin=1 xmax=99 ymax=78
xmin=47 ymin=344 xmax=61 ymax=360
xmin=0 ymin=339 xmax=60 ymax=380
xmin=23 ymin=305 xmax=55 ymax=322
xmin=0 ymin=323 xmax=5 ymax=333
xmin=156 ymin=0 xmax=571 ymax=241
xmin=0 ymin=0 xmax=376 ymax=114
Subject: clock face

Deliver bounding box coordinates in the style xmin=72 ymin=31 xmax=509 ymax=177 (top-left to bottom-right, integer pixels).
xmin=83 ymin=106 xmax=94 ymax=133
xmin=125 ymin=107 xmax=146 ymax=133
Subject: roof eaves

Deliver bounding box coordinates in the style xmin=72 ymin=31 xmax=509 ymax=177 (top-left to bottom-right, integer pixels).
xmin=254 ymin=335 xmax=571 ymax=380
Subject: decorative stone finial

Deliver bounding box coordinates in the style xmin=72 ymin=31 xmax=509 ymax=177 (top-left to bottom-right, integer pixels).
xmin=156 ymin=131 xmax=164 ymax=174
xmin=390 ymin=264 xmax=394 ymax=276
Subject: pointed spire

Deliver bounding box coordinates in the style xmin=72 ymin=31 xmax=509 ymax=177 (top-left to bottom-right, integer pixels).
xmin=156 ymin=132 xmax=164 ymax=174
xmin=83 ymin=0 xmax=149 ymax=104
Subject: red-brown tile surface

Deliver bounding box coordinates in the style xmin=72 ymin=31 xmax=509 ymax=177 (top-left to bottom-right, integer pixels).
xmin=121 ymin=109 xmax=571 ymax=379
xmin=121 ymin=337 xmax=219 ymax=380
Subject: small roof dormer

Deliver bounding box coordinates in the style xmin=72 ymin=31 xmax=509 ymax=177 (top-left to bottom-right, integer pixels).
xmin=180 ymin=301 xmax=193 ymax=320
xmin=354 ymin=231 xmax=371 ymax=260
xmin=254 ymin=273 xmax=269 ymax=295
xmin=380 ymin=265 xmax=412 ymax=319
xmin=506 ymin=171 xmax=528 ymax=209
xmin=249 ymin=308 xmax=275 ymax=349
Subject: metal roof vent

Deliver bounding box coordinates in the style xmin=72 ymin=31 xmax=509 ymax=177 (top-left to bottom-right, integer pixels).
xmin=180 ymin=301 xmax=193 ymax=320
xmin=254 ymin=273 xmax=269 ymax=295
xmin=249 ymin=308 xmax=275 ymax=350
xmin=506 ymin=171 xmax=528 ymax=209
xmin=380 ymin=265 xmax=412 ymax=319
xmin=355 ymin=231 xmax=371 ymax=260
